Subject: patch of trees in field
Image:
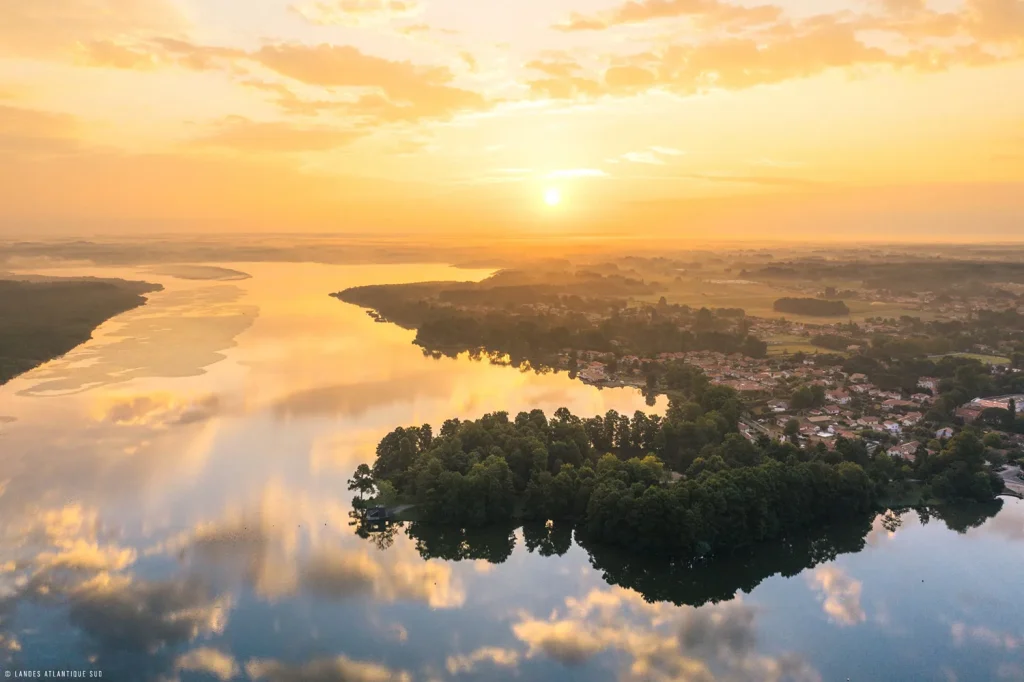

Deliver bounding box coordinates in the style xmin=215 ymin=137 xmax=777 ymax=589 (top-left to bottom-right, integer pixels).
xmin=773 ymin=298 xmax=851 ymax=317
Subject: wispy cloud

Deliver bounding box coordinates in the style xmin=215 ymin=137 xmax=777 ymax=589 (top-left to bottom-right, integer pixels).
xmin=622 ymin=151 xmax=665 ymax=165
xmin=290 ymin=0 xmax=423 ymax=26
xmin=546 ymin=168 xmax=607 ymax=179
xmin=612 ymin=146 xmax=686 ymax=165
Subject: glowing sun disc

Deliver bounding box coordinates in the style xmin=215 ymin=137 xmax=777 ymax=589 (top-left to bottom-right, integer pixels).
xmin=544 ymin=188 xmax=562 ymax=206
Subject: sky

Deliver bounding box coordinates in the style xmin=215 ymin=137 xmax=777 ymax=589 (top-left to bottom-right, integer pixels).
xmin=0 ymin=0 xmax=1022 ymax=240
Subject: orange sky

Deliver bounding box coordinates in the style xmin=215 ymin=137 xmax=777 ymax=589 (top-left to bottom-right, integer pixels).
xmin=1 ymin=0 xmax=1022 ymax=240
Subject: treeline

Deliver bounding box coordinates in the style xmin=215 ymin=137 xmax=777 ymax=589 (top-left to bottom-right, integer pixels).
xmin=415 ymin=312 xmax=767 ymax=361
xmin=774 ymin=298 xmax=851 ymax=317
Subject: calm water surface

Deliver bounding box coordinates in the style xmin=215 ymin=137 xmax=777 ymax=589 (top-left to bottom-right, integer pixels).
xmin=0 ymin=262 xmax=1022 ymax=682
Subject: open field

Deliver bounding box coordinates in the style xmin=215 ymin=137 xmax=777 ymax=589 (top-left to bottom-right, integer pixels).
xmin=630 ymin=272 xmax=936 ymax=323
xmin=764 ymin=334 xmax=848 ymax=357
xmin=946 ymin=352 xmax=1012 ymax=365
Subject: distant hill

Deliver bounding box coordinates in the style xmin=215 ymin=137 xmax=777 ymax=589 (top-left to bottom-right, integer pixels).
xmin=773 ymin=297 xmax=850 ymax=317
xmin=0 ymin=278 xmax=161 ymax=385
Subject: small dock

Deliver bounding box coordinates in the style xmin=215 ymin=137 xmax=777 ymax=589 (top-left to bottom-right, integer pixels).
xmin=364 ymin=504 xmax=416 ymax=521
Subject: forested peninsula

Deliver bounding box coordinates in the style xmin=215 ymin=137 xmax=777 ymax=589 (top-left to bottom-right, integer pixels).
xmin=351 ymin=371 xmax=1004 ymax=558
xmin=0 ymin=278 xmax=161 ymax=385
xmin=334 ymin=268 xmax=767 ymax=365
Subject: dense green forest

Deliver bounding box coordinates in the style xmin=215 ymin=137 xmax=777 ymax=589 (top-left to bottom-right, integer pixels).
xmin=350 ymin=372 xmax=1004 ymax=557
xmin=0 ymin=278 xmax=161 ymax=385
xmin=773 ymin=297 xmax=851 ymax=317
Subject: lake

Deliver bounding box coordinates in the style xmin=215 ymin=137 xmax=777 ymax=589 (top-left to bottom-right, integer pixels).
xmin=0 ymin=262 xmax=1021 ymax=682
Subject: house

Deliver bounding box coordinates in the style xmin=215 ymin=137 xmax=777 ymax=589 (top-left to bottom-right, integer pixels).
xmin=901 ymin=412 xmax=923 ymax=426
xmin=935 ymin=427 xmax=955 ymax=439
xmin=850 ymin=373 xmax=868 ymax=383
xmin=887 ymin=441 xmax=920 ymax=462
xmin=883 ymin=421 xmax=902 ymax=435
xmin=918 ymin=377 xmax=939 ymax=392
xmin=955 ymin=405 xmax=984 ymax=423
xmin=967 ymin=395 xmax=1024 ymax=413
xmin=826 ymin=389 xmax=851 ymax=405
xmin=768 ymin=400 xmax=789 ymax=413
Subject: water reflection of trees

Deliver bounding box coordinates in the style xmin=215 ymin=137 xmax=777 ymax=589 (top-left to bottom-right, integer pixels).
xmin=917 ymin=501 xmax=1002 ymax=533
xmin=522 ymin=521 xmax=573 ymax=557
xmin=577 ymin=517 xmax=874 ymax=607
xmin=423 ymin=346 xmax=556 ymax=377
xmin=405 ymin=522 xmax=519 ymax=563
xmin=350 ymin=504 xmax=1003 ymax=608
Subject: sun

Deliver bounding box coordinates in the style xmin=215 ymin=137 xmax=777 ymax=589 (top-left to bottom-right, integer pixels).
xmin=544 ymin=188 xmax=562 ymax=206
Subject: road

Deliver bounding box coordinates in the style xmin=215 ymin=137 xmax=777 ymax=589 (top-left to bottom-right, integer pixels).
xmin=999 ymin=466 xmax=1024 ymax=498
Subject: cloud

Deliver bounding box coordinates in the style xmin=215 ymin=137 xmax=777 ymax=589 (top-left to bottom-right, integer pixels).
xmin=526 ymin=59 xmax=585 ymax=79
xmin=75 ymin=40 xmax=160 ymax=70
xmin=4 ymin=505 xmax=232 ymax=656
xmin=34 ymin=539 xmax=137 ymax=573
xmin=808 ymin=566 xmax=865 ymax=626
xmin=301 ymin=548 xmax=465 ymax=608
xmin=189 ymin=116 xmax=364 ymax=153
xmin=445 ymin=646 xmax=520 ymax=675
xmin=172 ymin=488 xmax=464 ymax=608
xmin=541 ymin=2 xmax=1024 ymax=102
xmin=554 ymin=0 xmax=783 ymax=32
xmin=512 ymin=618 xmax=607 ymax=664
xmin=99 ymin=393 xmax=222 ymax=428
xmin=68 ymin=576 xmax=232 ymax=653
xmin=681 ymin=173 xmax=819 ymax=187
xmin=395 ymin=23 xmax=432 ymax=35
xmin=950 ymin=622 xmax=1021 ymax=650
xmin=546 ymin=168 xmax=607 ymax=179
xmin=253 ymin=44 xmax=488 ymax=120
xmin=528 ymin=75 xmax=604 ymax=100
xmin=0 ymin=105 xmax=80 ymax=155
xmin=612 ymin=147 xmax=685 ymax=165
xmin=176 ymin=648 xmax=240 ymax=681
xmin=0 ymin=0 xmax=185 ymax=58
xmin=511 ymin=587 xmax=820 ymax=682
xmin=291 ymin=0 xmax=423 ymax=26
xmin=622 ymin=151 xmax=666 ymax=165
xmin=151 ymin=38 xmax=245 ymax=71
xmin=245 ymin=655 xmax=411 ymax=682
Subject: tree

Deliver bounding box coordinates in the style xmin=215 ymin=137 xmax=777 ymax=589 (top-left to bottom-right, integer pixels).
xmin=646 ymin=372 xmax=659 ymax=392
xmin=1005 ymin=399 xmax=1017 ymax=431
xmin=348 ymin=464 xmax=376 ymax=503
xmin=790 ymin=385 xmax=824 ymax=410
xmin=784 ymin=419 xmax=801 ymax=441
